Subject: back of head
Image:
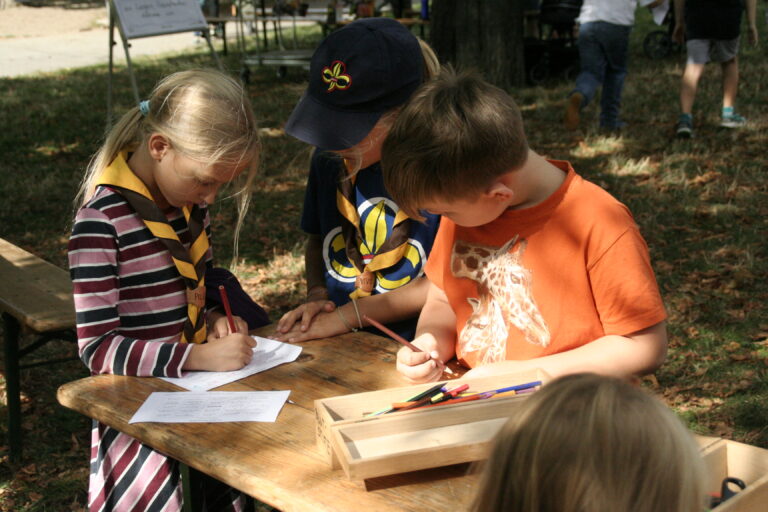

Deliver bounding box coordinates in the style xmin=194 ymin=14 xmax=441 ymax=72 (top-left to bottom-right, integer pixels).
xmin=382 ymin=68 xmax=529 ymax=219
xmin=78 ymin=68 xmax=259 ymax=207
xmin=471 ymin=373 xmax=706 ymax=512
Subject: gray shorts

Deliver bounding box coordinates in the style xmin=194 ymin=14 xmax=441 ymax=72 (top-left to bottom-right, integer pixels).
xmin=686 ymin=37 xmax=740 ymax=64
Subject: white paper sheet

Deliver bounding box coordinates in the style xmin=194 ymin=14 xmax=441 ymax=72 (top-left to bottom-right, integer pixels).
xmin=651 ymin=0 xmax=670 ymax=26
xmin=128 ymin=390 xmax=291 ymax=423
xmin=161 ymin=336 xmax=302 ymax=391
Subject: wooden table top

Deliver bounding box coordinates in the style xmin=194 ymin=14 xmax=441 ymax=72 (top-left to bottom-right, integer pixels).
xmin=57 ymin=328 xmax=478 ymax=512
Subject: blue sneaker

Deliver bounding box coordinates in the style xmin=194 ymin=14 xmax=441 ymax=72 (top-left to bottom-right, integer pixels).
xmin=720 ymin=112 xmax=747 ymax=128
xmin=676 ymin=114 xmax=693 ymax=138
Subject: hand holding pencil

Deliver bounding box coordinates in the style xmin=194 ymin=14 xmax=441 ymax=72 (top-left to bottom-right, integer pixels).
xmin=206 ymin=286 xmax=248 ymax=339
xmin=363 ymin=315 xmax=454 ymax=383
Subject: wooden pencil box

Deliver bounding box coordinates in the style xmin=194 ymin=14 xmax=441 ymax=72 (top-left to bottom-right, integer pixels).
xmin=314 ymin=368 xmax=550 ymax=479
xmin=698 ymin=436 xmax=768 ymax=512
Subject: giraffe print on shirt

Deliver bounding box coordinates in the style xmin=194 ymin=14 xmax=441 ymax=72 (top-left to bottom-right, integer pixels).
xmin=451 ymin=235 xmax=550 ymax=364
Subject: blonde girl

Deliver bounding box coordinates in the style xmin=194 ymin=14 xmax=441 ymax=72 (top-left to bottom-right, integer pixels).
xmin=69 ymin=69 xmax=260 ymax=512
xmin=472 ymin=373 xmax=707 ymax=512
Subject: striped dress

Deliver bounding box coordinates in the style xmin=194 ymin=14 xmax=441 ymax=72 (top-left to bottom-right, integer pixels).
xmin=69 ymin=186 xmax=243 ymax=512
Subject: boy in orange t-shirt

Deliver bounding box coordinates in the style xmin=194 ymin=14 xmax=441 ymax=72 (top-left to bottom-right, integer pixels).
xmin=381 ymin=69 xmax=668 ymax=382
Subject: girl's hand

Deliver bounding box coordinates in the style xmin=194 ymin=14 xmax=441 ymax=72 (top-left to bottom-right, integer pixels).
xmin=207 ymin=311 xmax=248 ymax=339
xmin=276 ymin=300 xmax=336 ymax=334
xmin=396 ymin=334 xmax=445 ymax=384
xmin=184 ymin=333 xmax=257 ymax=372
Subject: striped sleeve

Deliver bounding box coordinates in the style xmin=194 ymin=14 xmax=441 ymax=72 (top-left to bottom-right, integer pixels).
xmin=69 ymin=202 xmax=191 ymax=378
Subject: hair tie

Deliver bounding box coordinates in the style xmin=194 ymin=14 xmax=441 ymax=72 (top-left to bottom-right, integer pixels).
xmin=138 ymin=100 xmax=150 ymax=117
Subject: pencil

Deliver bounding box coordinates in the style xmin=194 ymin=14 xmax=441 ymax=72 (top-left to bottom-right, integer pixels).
xmin=218 ymin=285 xmax=237 ymax=333
xmin=362 ymin=314 xmax=454 ymax=375
xmin=366 ymin=382 xmax=446 ymax=417
xmin=408 ymin=392 xmax=485 ymax=411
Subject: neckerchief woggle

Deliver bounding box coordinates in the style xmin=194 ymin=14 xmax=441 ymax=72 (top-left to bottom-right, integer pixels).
xmin=94 ymin=152 xmax=209 ymax=343
xmin=335 ymin=161 xmax=411 ymax=299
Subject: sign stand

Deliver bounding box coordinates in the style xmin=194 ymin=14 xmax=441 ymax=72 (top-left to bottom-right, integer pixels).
xmin=107 ymin=0 xmax=224 ymax=125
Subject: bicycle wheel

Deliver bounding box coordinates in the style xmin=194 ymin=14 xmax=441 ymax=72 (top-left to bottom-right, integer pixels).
xmin=643 ymin=30 xmax=673 ymax=59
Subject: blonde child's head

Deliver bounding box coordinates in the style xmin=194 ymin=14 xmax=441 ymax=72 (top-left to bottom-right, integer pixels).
xmin=77 ymin=69 xmax=259 ymax=256
xmin=472 ymin=373 xmax=706 ymax=512
xmin=381 ymin=68 xmax=529 ymax=219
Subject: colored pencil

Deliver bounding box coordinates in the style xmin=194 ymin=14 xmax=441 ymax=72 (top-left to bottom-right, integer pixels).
xmin=488 ymin=381 xmax=542 ymax=394
xmin=218 ymin=285 xmax=237 ymax=333
xmin=366 ymin=382 xmax=446 ymax=417
xmin=408 ymin=392 xmax=486 ymax=410
xmin=362 ymin=314 xmax=454 ymax=375
xmin=429 ymin=383 xmax=469 ymax=403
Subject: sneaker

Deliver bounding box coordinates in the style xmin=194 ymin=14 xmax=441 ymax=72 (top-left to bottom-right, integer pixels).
xmin=564 ymin=92 xmax=583 ymax=131
xmin=720 ymin=112 xmax=747 ymax=128
xmin=676 ymin=114 xmax=693 ymax=138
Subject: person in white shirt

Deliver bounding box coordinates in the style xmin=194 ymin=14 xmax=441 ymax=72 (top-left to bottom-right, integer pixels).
xmin=564 ymin=0 xmax=663 ymax=131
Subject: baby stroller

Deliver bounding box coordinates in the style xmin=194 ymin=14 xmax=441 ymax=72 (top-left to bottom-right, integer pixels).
xmin=524 ymin=0 xmax=582 ymax=85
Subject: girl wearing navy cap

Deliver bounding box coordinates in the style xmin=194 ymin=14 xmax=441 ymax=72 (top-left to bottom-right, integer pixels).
xmin=274 ymin=18 xmax=442 ymax=351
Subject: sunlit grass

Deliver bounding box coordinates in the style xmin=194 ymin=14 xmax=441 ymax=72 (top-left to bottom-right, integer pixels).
xmin=0 ymin=5 xmax=767 ymax=511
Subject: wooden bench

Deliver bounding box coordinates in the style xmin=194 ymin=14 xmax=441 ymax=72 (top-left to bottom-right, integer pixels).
xmin=0 ymin=238 xmax=76 ymax=463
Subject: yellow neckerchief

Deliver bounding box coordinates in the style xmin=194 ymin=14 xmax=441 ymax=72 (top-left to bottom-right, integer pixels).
xmin=335 ymin=162 xmax=411 ymax=299
xmin=94 ymin=152 xmax=208 ymax=343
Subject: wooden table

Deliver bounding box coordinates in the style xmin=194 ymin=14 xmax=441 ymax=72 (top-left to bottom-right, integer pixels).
xmin=57 ymin=329 xmax=478 ymax=511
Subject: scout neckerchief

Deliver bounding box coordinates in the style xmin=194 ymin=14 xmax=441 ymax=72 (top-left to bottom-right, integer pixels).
xmin=335 ymin=161 xmax=411 ymax=299
xmin=94 ymin=152 xmax=209 ymax=343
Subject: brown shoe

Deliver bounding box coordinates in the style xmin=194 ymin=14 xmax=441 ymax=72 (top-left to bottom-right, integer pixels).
xmin=564 ymin=92 xmax=583 ymax=130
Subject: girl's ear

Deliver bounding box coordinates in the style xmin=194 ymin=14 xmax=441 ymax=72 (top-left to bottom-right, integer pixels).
xmin=147 ymin=134 xmax=170 ymax=162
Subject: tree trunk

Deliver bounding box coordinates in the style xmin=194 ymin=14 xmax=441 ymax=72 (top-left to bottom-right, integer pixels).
xmin=430 ymin=0 xmax=525 ymax=89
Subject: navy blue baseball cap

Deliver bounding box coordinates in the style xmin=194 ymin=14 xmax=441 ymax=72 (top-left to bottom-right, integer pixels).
xmin=285 ymin=18 xmax=424 ymax=150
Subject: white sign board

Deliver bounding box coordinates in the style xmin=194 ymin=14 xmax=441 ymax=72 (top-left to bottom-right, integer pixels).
xmin=113 ymin=0 xmax=208 ymax=39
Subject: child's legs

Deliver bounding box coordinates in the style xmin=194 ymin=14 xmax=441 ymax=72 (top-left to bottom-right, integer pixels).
xmin=721 ymin=57 xmax=738 ymax=108
xmin=597 ymin=24 xmax=631 ymax=128
xmin=710 ymin=37 xmax=741 ymax=109
xmin=572 ymin=21 xmax=608 ymax=107
xmin=680 ymin=39 xmax=711 ymax=114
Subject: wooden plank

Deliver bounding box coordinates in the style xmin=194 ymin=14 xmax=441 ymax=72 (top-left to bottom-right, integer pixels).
xmin=57 ymin=330 xmax=480 ymax=511
xmin=0 ymin=238 xmax=74 ymax=332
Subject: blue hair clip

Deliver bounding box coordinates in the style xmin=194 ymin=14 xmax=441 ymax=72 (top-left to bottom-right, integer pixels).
xmin=139 ymin=100 xmax=150 ymax=117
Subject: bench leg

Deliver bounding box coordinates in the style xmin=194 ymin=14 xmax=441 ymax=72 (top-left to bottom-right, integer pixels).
xmin=2 ymin=313 xmax=22 ymax=464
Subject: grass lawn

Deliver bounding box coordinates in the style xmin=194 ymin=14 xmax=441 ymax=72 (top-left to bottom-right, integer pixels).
xmin=1 ymin=7 xmax=767 ymax=511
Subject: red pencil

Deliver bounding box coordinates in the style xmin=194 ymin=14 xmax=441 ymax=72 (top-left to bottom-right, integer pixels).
xmin=362 ymin=314 xmax=454 ymax=375
xmin=218 ymin=285 xmax=237 ymax=333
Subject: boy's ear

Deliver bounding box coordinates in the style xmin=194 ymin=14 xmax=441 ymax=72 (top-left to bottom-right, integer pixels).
xmin=485 ymin=180 xmax=514 ymax=202
xmin=147 ymin=134 xmax=170 ymax=162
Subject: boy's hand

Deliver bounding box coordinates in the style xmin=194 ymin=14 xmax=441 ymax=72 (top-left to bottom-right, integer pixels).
xmin=276 ymin=300 xmax=336 ymax=334
xmin=748 ymin=25 xmax=758 ymax=47
xmin=207 ymin=312 xmax=248 ymax=339
xmin=396 ymin=334 xmax=445 ymax=384
xmin=672 ymin=22 xmax=685 ymax=45
xmin=184 ymin=333 xmax=257 ymax=372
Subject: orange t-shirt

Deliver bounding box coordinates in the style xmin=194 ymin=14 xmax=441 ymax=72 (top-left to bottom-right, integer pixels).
xmin=424 ymin=160 xmax=666 ymax=368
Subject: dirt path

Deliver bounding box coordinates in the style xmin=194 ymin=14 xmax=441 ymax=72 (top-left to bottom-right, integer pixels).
xmin=0 ymin=4 xmax=108 ymax=38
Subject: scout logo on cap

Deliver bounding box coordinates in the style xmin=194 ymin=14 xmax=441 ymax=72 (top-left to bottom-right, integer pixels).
xmin=321 ymin=60 xmax=352 ymax=92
